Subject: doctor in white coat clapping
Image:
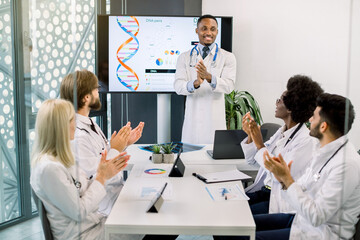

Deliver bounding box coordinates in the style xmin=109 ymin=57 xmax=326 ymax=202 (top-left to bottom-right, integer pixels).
xmin=174 ymin=14 xmax=236 ymax=144
xmin=30 ymin=99 xmax=129 ymax=240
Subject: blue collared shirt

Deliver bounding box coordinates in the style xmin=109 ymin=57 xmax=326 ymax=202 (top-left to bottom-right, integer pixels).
xmin=198 ymin=43 xmax=215 ymax=58
xmin=187 ymin=43 xmax=217 ymax=92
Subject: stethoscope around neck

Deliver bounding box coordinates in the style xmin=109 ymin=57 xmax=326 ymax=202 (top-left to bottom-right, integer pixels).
xmin=189 ymin=43 xmax=219 ymax=67
xmin=313 ymin=140 xmax=348 ymax=182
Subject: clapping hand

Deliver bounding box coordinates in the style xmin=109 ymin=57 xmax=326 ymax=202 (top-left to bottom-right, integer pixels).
xmin=195 ymin=60 xmax=212 ymax=82
xmin=242 ymin=112 xmax=253 ymax=143
xmin=96 ymin=150 xmax=130 ymax=185
xmin=110 ymin=123 xmax=131 ymax=152
xmin=193 ymin=71 xmax=204 ymax=89
xmin=263 ymin=151 xmax=294 ymax=189
xmin=247 ymin=116 xmax=264 ymax=149
xmin=127 ymin=122 xmax=145 ymax=146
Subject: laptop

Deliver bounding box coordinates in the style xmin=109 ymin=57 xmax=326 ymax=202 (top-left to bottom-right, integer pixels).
xmin=207 ymin=129 xmax=267 ymax=159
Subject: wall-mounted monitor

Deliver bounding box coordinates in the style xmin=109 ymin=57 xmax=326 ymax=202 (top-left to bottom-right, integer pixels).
xmin=97 ymin=15 xmax=233 ymax=93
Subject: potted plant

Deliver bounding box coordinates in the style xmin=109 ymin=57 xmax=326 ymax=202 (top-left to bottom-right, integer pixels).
xmin=225 ymin=90 xmax=263 ymax=130
xmin=151 ymin=144 xmax=163 ymax=164
xmin=161 ymin=143 xmax=177 ymax=163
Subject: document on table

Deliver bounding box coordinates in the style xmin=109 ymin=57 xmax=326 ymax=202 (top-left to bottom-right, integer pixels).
xmin=134 ymin=181 xmax=173 ymax=200
xmin=205 ymin=183 xmax=249 ymax=201
xmin=195 ymin=169 xmax=251 ymax=183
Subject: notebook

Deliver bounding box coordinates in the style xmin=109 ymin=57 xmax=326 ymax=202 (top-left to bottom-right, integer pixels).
xmin=207 ymin=129 xmax=267 ymax=159
xmin=194 ymin=169 xmax=252 ymax=183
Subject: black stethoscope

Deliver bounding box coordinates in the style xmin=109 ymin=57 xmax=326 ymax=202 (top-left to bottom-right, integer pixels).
xmin=71 ymin=176 xmax=82 ymax=190
xmin=77 ymin=124 xmax=109 ymax=155
xmin=313 ymin=140 xmax=348 ymax=182
xmin=267 ymin=123 xmax=303 ymax=150
xmin=284 ymin=123 xmax=303 ymax=147
xmin=189 ymin=43 xmax=219 ymax=67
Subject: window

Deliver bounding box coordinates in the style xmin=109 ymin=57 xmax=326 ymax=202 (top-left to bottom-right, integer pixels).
xmin=0 ymin=0 xmax=100 ymax=228
xmin=0 ymin=0 xmax=20 ymax=224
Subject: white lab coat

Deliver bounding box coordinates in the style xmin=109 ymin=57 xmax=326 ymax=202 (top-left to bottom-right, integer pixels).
xmin=174 ymin=47 xmax=236 ymax=144
xmin=241 ymin=123 xmax=316 ymax=213
xmin=74 ymin=114 xmax=123 ymax=216
xmin=285 ymin=136 xmax=360 ymax=239
xmin=30 ymin=155 xmax=106 ymax=240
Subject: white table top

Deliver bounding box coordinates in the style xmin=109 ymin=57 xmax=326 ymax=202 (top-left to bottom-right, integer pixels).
xmin=126 ymin=144 xmax=259 ymax=171
xmin=106 ymin=164 xmax=255 ymax=238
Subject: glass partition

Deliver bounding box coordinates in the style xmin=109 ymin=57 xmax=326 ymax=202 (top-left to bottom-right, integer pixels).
xmin=27 ymin=0 xmax=96 ymax=113
xmin=0 ymin=0 xmax=20 ymax=224
xmin=24 ymin=0 xmax=97 ymax=215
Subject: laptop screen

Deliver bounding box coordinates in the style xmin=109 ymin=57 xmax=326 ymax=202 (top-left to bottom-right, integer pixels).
xmin=211 ymin=129 xmax=267 ymax=159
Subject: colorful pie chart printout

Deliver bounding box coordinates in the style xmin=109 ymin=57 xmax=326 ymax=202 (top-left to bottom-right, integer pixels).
xmin=144 ymin=168 xmax=166 ymax=175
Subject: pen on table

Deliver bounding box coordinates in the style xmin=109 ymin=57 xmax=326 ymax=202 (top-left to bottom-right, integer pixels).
xmin=192 ymin=173 xmax=207 ymax=182
xmin=222 ymin=188 xmax=228 ymax=200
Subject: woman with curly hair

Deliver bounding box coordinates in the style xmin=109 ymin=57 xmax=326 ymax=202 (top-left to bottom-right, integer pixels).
xmin=241 ymin=75 xmax=324 ymax=215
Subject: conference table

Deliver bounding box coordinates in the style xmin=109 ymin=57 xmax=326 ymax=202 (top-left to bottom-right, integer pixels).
xmin=105 ymin=144 xmax=258 ymax=240
xmin=124 ymin=144 xmax=259 ymax=170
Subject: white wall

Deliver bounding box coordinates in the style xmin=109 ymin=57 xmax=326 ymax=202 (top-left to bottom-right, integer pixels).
xmin=348 ymin=0 xmax=360 ymax=149
xmin=203 ymin=0 xmax=360 ymax=148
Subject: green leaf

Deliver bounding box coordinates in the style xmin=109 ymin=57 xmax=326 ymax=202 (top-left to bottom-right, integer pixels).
xmin=225 ymin=90 xmax=263 ymax=129
xmin=151 ymin=144 xmax=161 ymax=154
xmin=236 ymin=111 xmax=242 ymax=129
xmin=237 ymin=97 xmax=248 ymax=115
xmin=225 ymin=95 xmax=234 ymax=105
xmin=230 ymin=117 xmax=236 ymax=130
xmin=161 ymin=142 xmax=177 ymax=154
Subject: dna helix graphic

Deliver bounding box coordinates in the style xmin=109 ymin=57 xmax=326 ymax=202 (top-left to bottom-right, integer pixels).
xmin=116 ymin=16 xmax=140 ymax=91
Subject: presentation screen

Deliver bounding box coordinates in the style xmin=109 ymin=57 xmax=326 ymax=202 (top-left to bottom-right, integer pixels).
xmin=97 ymin=15 xmax=233 ymax=93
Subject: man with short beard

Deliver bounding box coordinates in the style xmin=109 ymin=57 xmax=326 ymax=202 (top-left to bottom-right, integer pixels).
xmin=259 ymin=93 xmax=360 ymax=239
xmin=216 ymin=93 xmax=360 ymax=240
xmin=60 ymin=70 xmax=144 ymax=216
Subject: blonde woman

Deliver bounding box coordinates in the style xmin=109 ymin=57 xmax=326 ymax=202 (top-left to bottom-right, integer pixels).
xmin=30 ymin=99 xmax=129 ymax=240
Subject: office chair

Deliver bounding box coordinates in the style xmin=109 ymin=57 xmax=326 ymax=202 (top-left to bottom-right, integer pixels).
xmin=260 ymin=123 xmax=281 ymax=142
xmin=32 ymin=189 xmax=54 ymax=240
xmin=354 ymin=215 xmax=360 ymax=240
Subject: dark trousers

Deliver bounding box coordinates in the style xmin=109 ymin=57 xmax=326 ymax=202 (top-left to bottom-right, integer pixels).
xmin=213 ymin=213 xmax=295 ymax=240
xmin=246 ymin=186 xmax=271 ymax=214
xmin=142 ymin=235 xmax=178 ymax=240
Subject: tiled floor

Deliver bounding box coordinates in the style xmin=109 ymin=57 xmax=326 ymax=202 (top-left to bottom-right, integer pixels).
xmin=0 ymin=217 xmax=44 ymax=240
xmin=0 ymin=217 xmax=213 ymax=240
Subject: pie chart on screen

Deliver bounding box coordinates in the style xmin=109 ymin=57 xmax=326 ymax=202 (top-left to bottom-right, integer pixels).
xmin=156 ymin=58 xmax=163 ymax=66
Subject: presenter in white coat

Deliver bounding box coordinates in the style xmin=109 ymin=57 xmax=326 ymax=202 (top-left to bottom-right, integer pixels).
xmin=30 ymin=99 xmax=129 ymax=240
xmin=60 ymin=70 xmax=144 ymax=216
xmin=174 ymin=14 xmax=236 ymax=144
